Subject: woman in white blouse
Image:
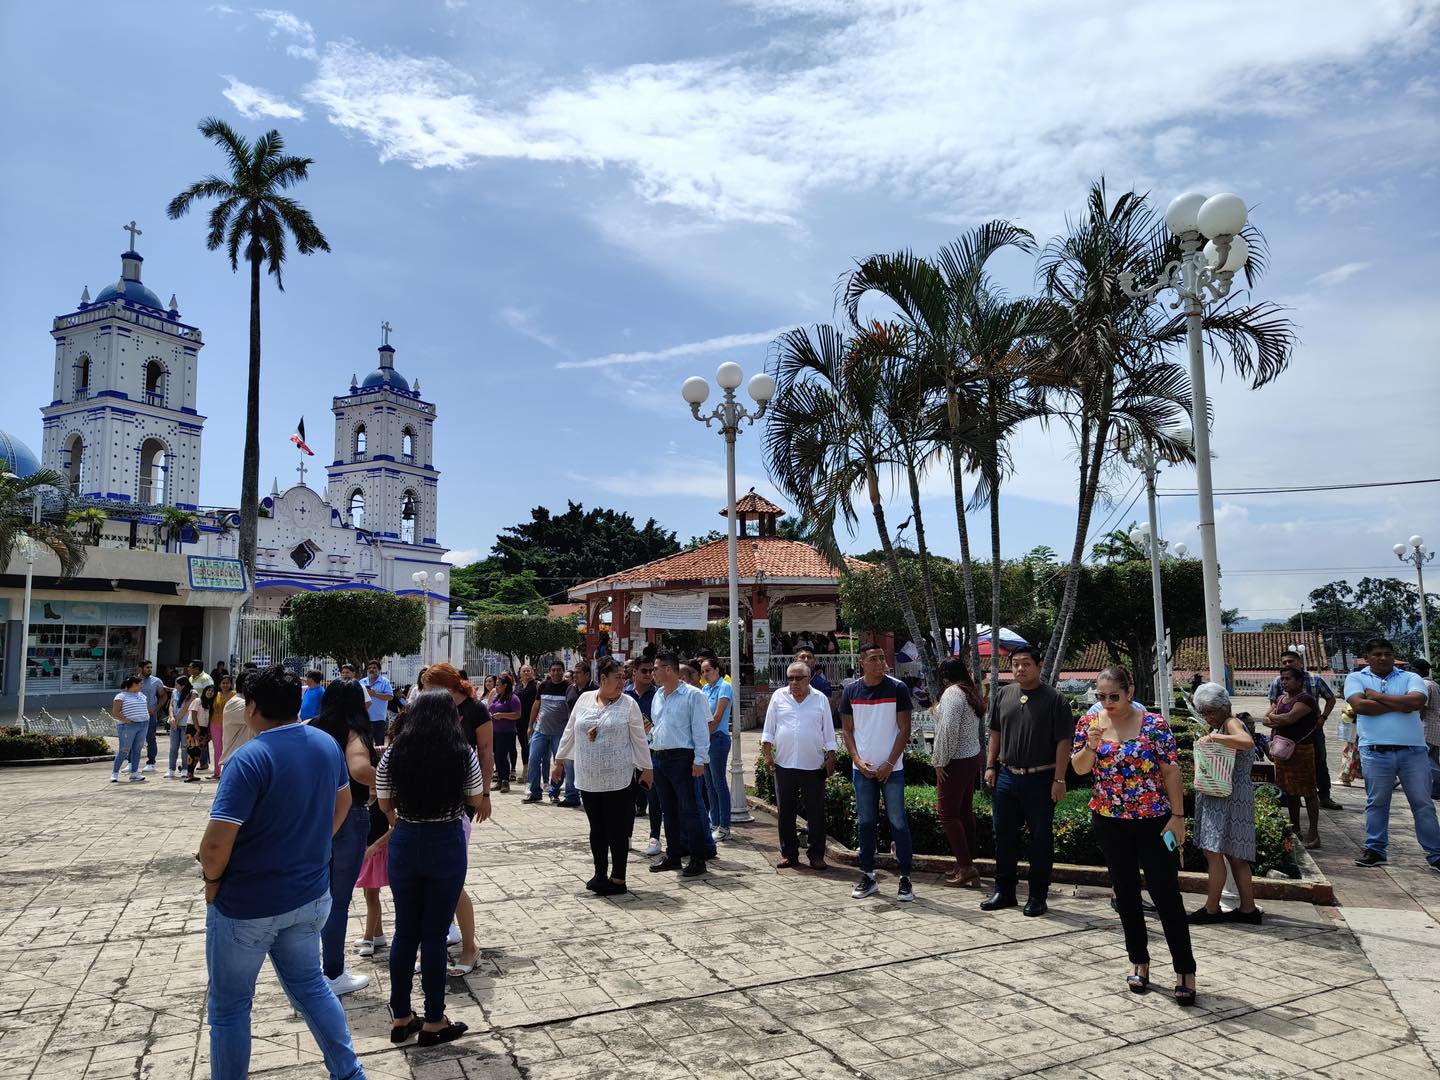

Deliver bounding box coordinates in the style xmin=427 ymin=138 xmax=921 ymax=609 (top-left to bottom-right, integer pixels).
xmin=933 ymin=657 xmax=986 ymax=887
xmin=552 ymin=656 xmax=653 ymax=896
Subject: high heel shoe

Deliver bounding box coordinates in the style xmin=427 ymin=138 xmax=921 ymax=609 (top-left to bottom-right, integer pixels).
xmin=417 ymin=1020 xmax=469 ymax=1047
xmin=1173 ymin=975 xmax=1197 ymax=1006
xmin=389 ymin=1016 xmax=422 ymax=1044
xmin=1126 ymin=965 xmax=1150 ymax=993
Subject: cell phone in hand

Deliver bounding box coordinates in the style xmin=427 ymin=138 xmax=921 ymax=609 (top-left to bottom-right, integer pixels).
xmin=1162 ymin=829 xmax=1177 ymax=852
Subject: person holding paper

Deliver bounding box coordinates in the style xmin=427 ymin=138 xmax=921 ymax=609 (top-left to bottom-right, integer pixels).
xmin=1187 ymin=682 xmax=1261 ymax=925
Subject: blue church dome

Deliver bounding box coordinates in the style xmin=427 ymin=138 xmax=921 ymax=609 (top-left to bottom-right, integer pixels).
xmin=361 ymin=367 xmax=411 ymax=391
xmin=0 ymin=430 xmax=41 ymax=478
xmin=93 ymin=280 xmax=167 ymax=311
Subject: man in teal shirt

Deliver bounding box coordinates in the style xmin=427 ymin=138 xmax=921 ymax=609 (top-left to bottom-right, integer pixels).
xmin=1344 ymin=637 xmax=1440 ymax=873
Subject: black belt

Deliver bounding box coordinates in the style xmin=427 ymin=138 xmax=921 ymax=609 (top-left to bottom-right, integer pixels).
xmin=1003 ymin=764 xmax=1054 ymax=775
xmin=653 ymin=747 xmax=695 ymax=758
xmin=1366 ymin=744 xmax=1418 ymax=753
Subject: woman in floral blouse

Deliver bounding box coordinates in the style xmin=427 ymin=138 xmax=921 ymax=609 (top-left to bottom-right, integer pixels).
xmin=1072 ymin=666 xmax=1196 ymax=1005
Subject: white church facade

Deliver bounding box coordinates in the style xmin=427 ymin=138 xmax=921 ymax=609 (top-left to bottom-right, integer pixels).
xmin=1 ymin=228 xmax=459 ymax=711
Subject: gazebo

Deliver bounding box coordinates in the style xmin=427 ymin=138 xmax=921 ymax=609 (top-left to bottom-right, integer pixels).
xmin=568 ymin=494 xmax=871 ymax=722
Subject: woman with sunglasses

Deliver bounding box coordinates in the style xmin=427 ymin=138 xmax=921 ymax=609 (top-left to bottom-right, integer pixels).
xmin=551 ymin=656 xmax=653 ymax=895
xmin=1072 ymin=665 xmax=1196 ymax=1005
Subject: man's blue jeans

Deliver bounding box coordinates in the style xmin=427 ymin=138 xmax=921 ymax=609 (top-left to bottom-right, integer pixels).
xmin=654 ymin=749 xmax=711 ymax=863
xmin=852 ymin=769 xmax=912 ymax=876
xmin=705 ymin=730 xmax=732 ymax=830
xmin=321 ymin=804 xmax=370 ymax=978
xmin=111 ymin=722 xmax=144 ymax=776
xmin=206 ymin=895 xmax=365 ymax=1080
xmin=145 ymin=714 xmax=159 ymax=765
xmin=1359 ymin=745 xmax=1440 ymax=861
xmin=1429 ymin=744 xmax=1440 ymax=800
xmin=991 ymin=768 xmax=1057 ymax=900
xmin=388 ymin=819 xmax=467 ymax=1023
xmin=527 ymin=731 xmax=578 ymax=800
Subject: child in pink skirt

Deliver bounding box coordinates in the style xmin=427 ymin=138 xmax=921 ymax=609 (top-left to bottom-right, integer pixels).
xmin=355 ymin=801 xmax=390 ymax=957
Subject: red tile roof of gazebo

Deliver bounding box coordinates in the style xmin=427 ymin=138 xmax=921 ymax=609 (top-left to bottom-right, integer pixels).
xmin=720 ymin=492 xmax=785 ymax=518
xmin=569 ymin=537 xmax=868 ymax=598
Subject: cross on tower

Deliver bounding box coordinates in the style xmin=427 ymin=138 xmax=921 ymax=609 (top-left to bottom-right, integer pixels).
xmin=122 ymin=220 xmax=143 ymax=251
xmin=380 ymin=320 xmax=393 ymax=347
xmin=296 ymin=459 xmax=308 ymax=487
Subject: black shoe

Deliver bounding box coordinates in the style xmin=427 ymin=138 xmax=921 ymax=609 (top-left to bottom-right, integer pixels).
xmin=389 ymin=1016 xmax=423 ymax=1044
xmin=521 ymin=794 xmax=543 ymax=803
xmin=416 ymin=1020 xmax=468 ymax=1047
xmin=1140 ymin=898 xmax=1157 ymax=915
xmin=649 ymin=858 xmax=683 ymax=873
xmin=808 ymin=857 xmax=828 ymax=871
xmin=1320 ymin=797 xmax=1344 ymax=810
xmin=980 ymin=892 xmax=1017 ymax=912
xmin=1354 ymin=849 xmax=1388 ymax=868
xmin=598 ymin=879 xmax=628 ymax=896
xmin=1022 ymin=897 xmax=1048 ymax=917
xmin=681 ymin=860 xmax=707 ymax=878
xmin=560 ymin=800 xmax=582 ymax=808
xmin=1187 ymin=906 xmax=1225 ymax=925
xmin=897 ymin=877 xmax=915 ymax=903
xmin=585 ymin=876 xmax=604 ymax=893
xmin=1428 ymin=858 xmax=1440 ymax=877
xmin=1224 ymin=906 xmax=1264 ymax=924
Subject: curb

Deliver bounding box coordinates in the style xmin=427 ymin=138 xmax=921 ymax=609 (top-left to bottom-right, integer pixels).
xmin=745 ymin=795 xmax=1334 ymax=905
xmin=0 ymin=756 xmax=116 ymax=768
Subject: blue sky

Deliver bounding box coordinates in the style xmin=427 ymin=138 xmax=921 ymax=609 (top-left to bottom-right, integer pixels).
xmin=2 ymin=1 xmax=1437 ymax=619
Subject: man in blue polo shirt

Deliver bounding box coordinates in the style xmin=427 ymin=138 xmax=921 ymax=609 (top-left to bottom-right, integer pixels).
xmin=648 ymin=651 xmax=713 ymax=877
xmin=360 ymin=660 xmax=393 ymax=745
xmin=1344 ymin=637 xmax=1440 ymax=873
xmin=197 ymin=666 xmax=365 ymax=1080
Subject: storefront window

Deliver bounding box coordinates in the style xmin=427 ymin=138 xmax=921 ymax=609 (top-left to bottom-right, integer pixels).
xmin=25 ymin=601 xmax=147 ymax=694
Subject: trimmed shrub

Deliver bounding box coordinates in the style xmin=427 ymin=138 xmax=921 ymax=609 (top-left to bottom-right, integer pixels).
xmin=0 ymin=732 xmax=110 ymax=761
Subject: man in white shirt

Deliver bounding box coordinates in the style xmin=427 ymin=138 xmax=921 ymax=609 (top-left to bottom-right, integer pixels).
xmin=762 ymin=662 xmax=836 ymax=870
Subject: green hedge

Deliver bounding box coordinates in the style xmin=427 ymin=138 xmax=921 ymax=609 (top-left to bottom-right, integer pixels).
xmin=0 ymin=729 xmax=111 ymax=761
xmin=753 ymin=753 xmax=1298 ymax=877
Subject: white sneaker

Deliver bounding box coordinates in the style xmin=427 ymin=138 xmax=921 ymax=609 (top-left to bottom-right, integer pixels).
xmin=713 ymin=827 xmax=732 ymax=842
xmin=327 ymin=970 xmax=369 ymax=995
xmin=110 ymin=774 xmax=120 ymax=783
xmin=643 ymin=837 xmax=662 ymax=857
xmin=357 ymin=938 xmax=375 ymax=958
xmin=128 ymin=774 xmax=147 ymax=783
xmin=141 ymin=764 xmax=155 ymax=773
xmin=446 ymin=923 xmax=461 ymax=947
xmin=163 ymin=770 xmax=176 ymax=779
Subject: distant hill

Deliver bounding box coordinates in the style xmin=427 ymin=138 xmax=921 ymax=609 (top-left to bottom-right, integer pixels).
xmin=1228 ymin=617 xmax=1276 ymax=633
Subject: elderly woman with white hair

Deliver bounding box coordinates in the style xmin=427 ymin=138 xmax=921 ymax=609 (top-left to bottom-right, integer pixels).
xmin=1188 ymin=682 xmax=1262 ymax=925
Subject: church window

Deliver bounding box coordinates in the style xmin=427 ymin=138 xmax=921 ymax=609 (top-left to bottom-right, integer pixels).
xmin=64 ymin=434 xmax=83 ymax=493
xmin=144 ymin=360 xmax=165 ymax=406
xmin=354 ymin=424 xmax=367 ymax=458
xmin=348 ymin=489 xmax=365 ymax=529
xmin=289 ymin=540 xmax=319 ymax=570
xmin=74 ymin=356 xmax=90 ymax=400
xmin=401 ymin=428 xmax=415 ymax=463
xmin=400 ymin=490 xmax=418 ymax=544
xmin=139 ymin=439 xmax=167 ymax=504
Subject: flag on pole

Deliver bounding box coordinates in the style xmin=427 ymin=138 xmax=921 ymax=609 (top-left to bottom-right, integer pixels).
xmin=290 ymin=417 xmax=315 ymax=456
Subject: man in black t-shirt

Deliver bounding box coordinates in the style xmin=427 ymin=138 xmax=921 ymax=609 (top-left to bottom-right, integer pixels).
xmin=981 ymin=645 xmax=1073 ymax=918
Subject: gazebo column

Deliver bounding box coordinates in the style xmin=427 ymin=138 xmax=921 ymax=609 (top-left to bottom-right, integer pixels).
xmin=750 ymin=587 xmax=771 ymax=729
xmin=585 ymin=598 xmax=603 ymax=658
xmin=612 ymin=590 xmax=630 ymax=657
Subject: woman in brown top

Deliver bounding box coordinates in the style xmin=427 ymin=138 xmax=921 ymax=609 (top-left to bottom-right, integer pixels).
xmin=1265 ymin=666 xmax=1320 ymax=849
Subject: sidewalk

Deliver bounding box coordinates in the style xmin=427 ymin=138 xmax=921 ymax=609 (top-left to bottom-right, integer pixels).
xmin=0 ymin=752 xmax=1436 ymax=1079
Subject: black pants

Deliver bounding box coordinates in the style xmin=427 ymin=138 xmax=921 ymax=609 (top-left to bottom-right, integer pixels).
xmin=1092 ymin=813 xmax=1195 ymax=975
xmin=518 ymin=724 xmax=529 ymax=766
xmin=494 ymin=729 xmax=517 ymax=784
xmin=775 ymin=766 xmax=827 ymax=862
xmin=1313 ymin=729 xmax=1332 ymax=799
xmin=581 ymin=785 xmax=637 ymax=881
xmin=992 ymin=769 xmax=1056 ymax=900
xmin=654 ymin=749 xmax=710 ymax=864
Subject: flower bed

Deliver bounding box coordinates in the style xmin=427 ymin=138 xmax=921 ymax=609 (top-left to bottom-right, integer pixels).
xmin=0 ymin=726 xmax=111 ymax=762
xmin=754 ymin=744 xmax=1299 ymax=877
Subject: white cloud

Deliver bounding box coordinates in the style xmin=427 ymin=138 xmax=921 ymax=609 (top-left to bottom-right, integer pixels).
xmin=255 ymin=8 xmax=317 ymax=59
xmin=442 ymin=547 xmax=485 ymax=566
xmin=568 ymin=461 xmax=772 ymax=499
xmin=221 ymin=76 xmax=305 ymax=120
xmin=498 ymin=306 xmax=562 ymax=351
xmin=1310 ymin=261 xmax=1373 ymax=287
xmin=295 ymin=2 xmax=1433 ymax=225
xmin=558 ymin=326 xmax=791 ymax=370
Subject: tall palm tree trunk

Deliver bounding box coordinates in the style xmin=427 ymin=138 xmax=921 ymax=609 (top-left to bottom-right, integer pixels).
xmin=239 ymin=254 xmax=262 ymax=578
xmin=946 ymin=379 xmax=982 ymax=678
xmin=1042 ymin=407 xmax=1109 ymax=681
xmin=985 ymin=391 xmax=1005 ymax=706
xmin=905 ymin=459 xmax=945 ymax=696
xmin=869 ymin=469 xmax=932 ymax=695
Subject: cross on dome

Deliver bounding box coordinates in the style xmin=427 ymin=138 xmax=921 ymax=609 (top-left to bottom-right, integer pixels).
xmin=123 ymin=220 xmax=142 ymax=252
xmin=380 ymin=320 xmax=392 ymax=347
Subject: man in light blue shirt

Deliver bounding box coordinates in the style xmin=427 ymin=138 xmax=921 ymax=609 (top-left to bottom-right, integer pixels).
xmin=648 ymin=652 xmax=713 ymax=877
xmin=1344 ymin=637 xmax=1440 ymax=873
xmin=138 ymin=660 xmax=165 ymax=772
xmin=360 ymin=661 xmax=393 ymax=746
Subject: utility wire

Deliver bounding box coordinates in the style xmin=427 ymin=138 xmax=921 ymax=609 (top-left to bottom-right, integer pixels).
xmin=1157 ymin=477 xmax=1439 ymax=497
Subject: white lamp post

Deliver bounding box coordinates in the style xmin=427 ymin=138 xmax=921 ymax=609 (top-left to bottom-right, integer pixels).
xmin=411 ymin=570 xmax=446 ymax=665
xmin=3 ymin=470 xmax=40 ymax=730
xmin=683 ymin=362 xmax=775 ymax=826
xmin=1394 ymin=536 xmax=1433 ymax=663
xmin=1122 ymin=191 xmax=1251 ymax=687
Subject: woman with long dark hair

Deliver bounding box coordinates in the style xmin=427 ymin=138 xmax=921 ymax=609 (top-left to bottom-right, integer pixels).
xmin=377 ymin=689 xmax=485 ymax=1046
xmin=934 ymin=657 xmax=985 ymax=887
xmin=212 ymin=674 xmax=236 ymax=779
xmin=552 ymin=657 xmax=652 ymax=894
xmin=165 ymin=675 xmax=191 ymax=779
xmin=488 ymin=672 xmax=522 ymax=794
xmin=310 ymin=680 xmax=377 ymax=996
xmin=184 ymin=684 xmax=219 ymax=782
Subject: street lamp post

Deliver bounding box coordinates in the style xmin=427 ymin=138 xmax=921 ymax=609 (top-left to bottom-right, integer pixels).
xmin=411 ymin=570 xmax=446 ymax=666
xmin=3 ymin=471 xmax=40 ymax=730
xmin=1122 ymin=191 xmax=1251 ymax=686
xmin=1394 ymin=536 xmax=1433 ymax=663
xmin=682 ymin=362 xmax=775 ymax=827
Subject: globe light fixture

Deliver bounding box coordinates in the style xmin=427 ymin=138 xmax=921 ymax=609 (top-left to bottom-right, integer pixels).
xmin=1395 ymin=535 xmax=1433 ymax=662
xmin=681 ymin=376 xmax=710 ymax=405
xmin=1205 ymin=234 xmax=1250 ymax=273
xmin=1165 ymin=192 xmax=1208 ymax=236
xmin=715 ymin=361 xmax=743 ymax=391
xmin=1197 ymin=193 xmax=1248 ymax=239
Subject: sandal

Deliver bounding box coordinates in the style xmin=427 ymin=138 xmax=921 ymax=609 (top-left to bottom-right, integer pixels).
xmin=1174 ymin=975 xmax=1197 ymax=1006
xmin=943 ymin=867 xmax=980 ymax=888
xmin=446 ymin=960 xmax=475 ymax=977
xmin=389 ymin=1016 xmax=422 ymax=1044
xmin=1126 ymin=965 xmax=1150 ymax=994
xmin=417 ymin=1020 xmax=468 ymax=1047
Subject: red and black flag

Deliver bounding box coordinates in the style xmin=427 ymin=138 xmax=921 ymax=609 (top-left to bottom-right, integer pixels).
xmin=290 ymin=417 xmax=315 ymax=456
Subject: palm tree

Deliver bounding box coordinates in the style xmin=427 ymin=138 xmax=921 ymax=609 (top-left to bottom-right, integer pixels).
xmin=65 ymin=507 xmax=107 ymax=547
xmin=1035 ymin=180 xmax=1293 ymax=682
xmin=763 ymin=324 xmax=937 ymax=693
xmin=842 ymin=221 xmax=1036 ymax=679
xmin=1 ymin=469 xmax=85 ymax=578
xmin=167 ymin=119 xmax=330 ymax=576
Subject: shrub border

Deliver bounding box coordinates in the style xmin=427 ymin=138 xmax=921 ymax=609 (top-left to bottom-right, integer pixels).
xmin=744 ymin=794 xmax=1334 ymax=905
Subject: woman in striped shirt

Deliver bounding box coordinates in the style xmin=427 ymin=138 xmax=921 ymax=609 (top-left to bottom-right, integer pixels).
xmin=376 ymin=689 xmax=486 ymax=1047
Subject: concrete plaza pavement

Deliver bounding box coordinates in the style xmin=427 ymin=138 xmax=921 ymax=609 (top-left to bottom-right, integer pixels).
xmin=1 ymin=754 xmax=1438 ymax=1080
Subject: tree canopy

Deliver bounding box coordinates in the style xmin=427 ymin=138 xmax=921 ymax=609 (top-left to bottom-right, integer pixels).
xmin=288 ymin=591 xmax=425 ymax=669
xmin=1288 ymin=577 xmax=1438 ymax=662
xmin=470 ymin=612 xmax=581 ymax=669
xmin=489 ymin=502 xmax=679 ymax=593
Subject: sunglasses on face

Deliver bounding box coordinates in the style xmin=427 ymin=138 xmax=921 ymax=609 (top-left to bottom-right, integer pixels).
xmin=787 ymin=674 xmax=809 ymax=681
xmin=1098 ymin=692 xmax=1125 ymax=703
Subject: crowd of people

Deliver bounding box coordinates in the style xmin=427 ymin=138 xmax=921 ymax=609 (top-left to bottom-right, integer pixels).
xmin=96 ymin=629 xmax=1440 ymax=1079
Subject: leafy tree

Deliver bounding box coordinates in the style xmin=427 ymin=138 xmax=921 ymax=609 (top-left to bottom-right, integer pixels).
xmin=470 ymin=613 xmax=580 ymax=670
xmin=685 ymin=530 xmax=725 ymax=549
xmin=468 ymin=571 xmax=548 ymax=616
xmin=1221 ymin=607 xmax=1242 ymax=630
xmin=447 ymin=555 xmax=506 ymax=612
xmin=65 ymin=507 xmax=106 ymax=546
xmin=289 ymin=591 xmax=425 ymax=669
xmin=167 ymin=119 xmax=330 ymax=576
xmin=1023 ymin=545 xmax=1058 ymax=567
xmin=491 ymin=502 xmax=678 ymax=591
xmin=1090 ymin=523 xmax=1155 ymax=564
xmin=1295 ymin=576 xmax=1438 ymax=662
xmin=1 ymin=467 xmax=85 ymax=578
xmin=774 ymin=516 xmax=817 ymax=543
